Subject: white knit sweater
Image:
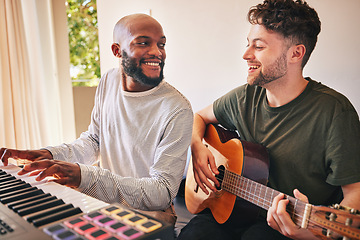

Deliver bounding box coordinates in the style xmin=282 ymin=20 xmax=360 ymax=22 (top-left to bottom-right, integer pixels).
xmin=46 ymin=68 xmax=193 ymax=211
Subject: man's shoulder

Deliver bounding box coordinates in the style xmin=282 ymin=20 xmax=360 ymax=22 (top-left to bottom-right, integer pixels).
xmin=217 ymin=83 xmax=264 ymax=103
xmin=159 ymin=81 xmax=192 ymax=110
xmin=308 ymin=78 xmax=355 ymax=111
xmin=96 ymin=68 xmax=121 ymax=90
xmin=102 ymin=68 xmax=119 ymax=81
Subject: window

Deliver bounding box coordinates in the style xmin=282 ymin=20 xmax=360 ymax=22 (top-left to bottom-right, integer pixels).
xmin=66 ymin=0 xmax=100 ymax=86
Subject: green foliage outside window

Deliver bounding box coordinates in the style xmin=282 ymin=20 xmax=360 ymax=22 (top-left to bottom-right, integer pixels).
xmin=66 ymin=0 xmax=100 ymax=86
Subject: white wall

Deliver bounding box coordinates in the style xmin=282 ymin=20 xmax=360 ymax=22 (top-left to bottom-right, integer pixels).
xmin=97 ymin=0 xmax=360 ymax=114
xmin=52 ymin=0 xmax=76 ymax=143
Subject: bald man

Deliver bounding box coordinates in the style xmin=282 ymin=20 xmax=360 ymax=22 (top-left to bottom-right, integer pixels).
xmin=1 ymin=14 xmax=193 ymax=225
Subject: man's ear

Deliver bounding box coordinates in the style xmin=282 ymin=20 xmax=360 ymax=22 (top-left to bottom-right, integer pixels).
xmin=111 ymin=43 xmax=121 ymax=58
xmin=289 ymin=44 xmax=306 ymax=64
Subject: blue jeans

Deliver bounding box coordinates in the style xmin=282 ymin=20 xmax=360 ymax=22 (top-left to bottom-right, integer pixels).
xmin=177 ymin=210 xmax=291 ymax=240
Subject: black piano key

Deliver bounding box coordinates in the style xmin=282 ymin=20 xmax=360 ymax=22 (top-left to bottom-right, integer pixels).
xmin=12 ymin=195 xmax=57 ymax=211
xmin=0 ymin=175 xmax=16 ymax=182
xmin=26 ymin=204 xmax=75 ymax=223
xmin=0 ymin=178 xmax=23 ymax=187
xmin=0 ymin=182 xmax=31 ymax=195
xmin=17 ymin=198 xmax=65 ymax=216
xmin=0 ymin=172 xmax=12 ymax=177
xmin=32 ymin=207 xmax=82 ymax=227
xmin=1 ymin=188 xmax=44 ymax=204
xmin=7 ymin=193 xmax=52 ymax=209
xmin=0 ymin=173 xmax=9 ymax=177
xmin=0 ymin=180 xmax=26 ymax=190
xmin=0 ymin=170 xmax=7 ymax=175
xmin=0 ymin=186 xmax=37 ymax=200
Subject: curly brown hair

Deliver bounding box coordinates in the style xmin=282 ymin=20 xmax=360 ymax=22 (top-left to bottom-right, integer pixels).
xmin=248 ymin=0 xmax=321 ymax=68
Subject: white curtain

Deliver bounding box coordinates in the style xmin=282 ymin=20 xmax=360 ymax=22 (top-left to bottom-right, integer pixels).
xmin=0 ymin=0 xmax=75 ymax=150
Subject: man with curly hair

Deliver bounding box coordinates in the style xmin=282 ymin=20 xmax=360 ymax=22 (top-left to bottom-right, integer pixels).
xmin=178 ymin=0 xmax=360 ymax=239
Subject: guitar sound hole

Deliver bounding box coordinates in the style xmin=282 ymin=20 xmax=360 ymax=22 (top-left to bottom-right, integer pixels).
xmin=215 ymin=165 xmax=225 ymax=191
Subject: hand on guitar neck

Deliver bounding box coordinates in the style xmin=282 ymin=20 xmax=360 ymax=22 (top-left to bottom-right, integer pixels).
xmin=268 ymin=190 xmax=317 ymax=239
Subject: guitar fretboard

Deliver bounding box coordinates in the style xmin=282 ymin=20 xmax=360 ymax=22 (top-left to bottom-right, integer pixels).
xmin=220 ymin=168 xmax=307 ymax=227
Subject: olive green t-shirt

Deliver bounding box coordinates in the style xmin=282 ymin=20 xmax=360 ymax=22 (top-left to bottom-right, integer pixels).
xmin=213 ymin=78 xmax=360 ymax=205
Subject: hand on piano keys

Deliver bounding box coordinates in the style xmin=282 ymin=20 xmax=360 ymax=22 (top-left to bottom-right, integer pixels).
xmin=0 ymin=164 xmax=109 ymax=228
xmin=17 ymin=159 xmax=81 ymax=188
xmin=0 ymin=148 xmax=52 ymax=166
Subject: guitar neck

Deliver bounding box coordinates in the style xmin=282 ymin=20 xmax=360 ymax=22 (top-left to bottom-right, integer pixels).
xmin=221 ymin=168 xmax=308 ymax=227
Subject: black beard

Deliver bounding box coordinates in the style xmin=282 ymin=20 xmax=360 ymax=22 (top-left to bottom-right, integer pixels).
xmin=121 ymin=51 xmax=164 ymax=87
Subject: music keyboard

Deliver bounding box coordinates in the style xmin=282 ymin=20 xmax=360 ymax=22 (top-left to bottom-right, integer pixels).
xmin=0 ymin=164 xmax=174 ymax=240
xmin=0 ymin=164 xmax=109 ymax=240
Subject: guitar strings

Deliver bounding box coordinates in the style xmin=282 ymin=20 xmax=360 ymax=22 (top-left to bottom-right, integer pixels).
xmin=213 ymin=174 xmax=336 ymax=231
xmin=214 ymin=169 xmax=328 ymax=230
xmin=214 ymin=173 xmax=306 ymax=218
xmin=217 ymin=168 xmax=360 ymax=235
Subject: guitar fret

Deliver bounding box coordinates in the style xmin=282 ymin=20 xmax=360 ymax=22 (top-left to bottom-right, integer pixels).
xmin=264 ymin=186 xmax=268 ymax=209
xmin=246 ymin=178 xmax=250 ymax=201
xmin=293 ymin=198 xmax=298 ymax=221
xmin=260 ymin=184 xmax=264 ymax=207
xmin=242 ymin=178 xmax=247 ymax=200
xmin=254 ymin=183 xmax=259 ymax=206
xmin=249 ymin=180 xmax=253 ymax=201
xmin=240 ymin=176 xmax=245 ymax=199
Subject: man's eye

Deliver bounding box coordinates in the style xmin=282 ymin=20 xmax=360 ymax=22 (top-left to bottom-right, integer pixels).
xmin=255 ymin=46 xmax=264 ymax=50
xmin=158 ymin=43 xmax=165 ymax=48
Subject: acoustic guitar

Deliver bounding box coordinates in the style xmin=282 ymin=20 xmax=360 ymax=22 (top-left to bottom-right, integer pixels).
xmin=185 ymin=124 xmax=360 ymax=240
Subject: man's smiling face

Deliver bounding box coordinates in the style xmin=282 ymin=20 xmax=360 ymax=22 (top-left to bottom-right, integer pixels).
xmin=121 ymin=17 xmax=166 ymax=87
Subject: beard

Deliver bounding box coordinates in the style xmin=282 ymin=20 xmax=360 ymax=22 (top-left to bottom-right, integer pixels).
xmin=248 ymin=52 xmax=288 ymax=87
xmin=121 ymin=50 xmax=164 ymax=87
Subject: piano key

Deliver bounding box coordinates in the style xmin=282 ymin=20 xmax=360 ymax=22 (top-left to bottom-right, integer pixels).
xmin=0 ymin=171 xmax=12 ymax=176
xmin=32 ymin=207 xmax=83 ymax=227
xmin=0 ymin=178 xmax=23 ymax=187
xmin=17 ymin=198 xmax=65 ymax=216
xmin=7 ymin=193 xmax=52 ymax=209
xmin=0 ymin=182 xmax=31 ymax=195
xmin=0 ymin=179 xmax=25 ymax=189
xmin=1 ymin=188 xmax=44 ymax=204
xmin=0 ymin=175 xmax=16 ymax=182
xmin=11 ymin=195 xmax=57 ymax=211
xmin=26 ymin=203 xmax=76 ymax=223
xmin=0 ymin=186 xmax=38 ymax=200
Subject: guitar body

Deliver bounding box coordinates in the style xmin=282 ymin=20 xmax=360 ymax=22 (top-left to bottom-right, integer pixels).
xmin=185 ymin=124 xmax=270 ymax=224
